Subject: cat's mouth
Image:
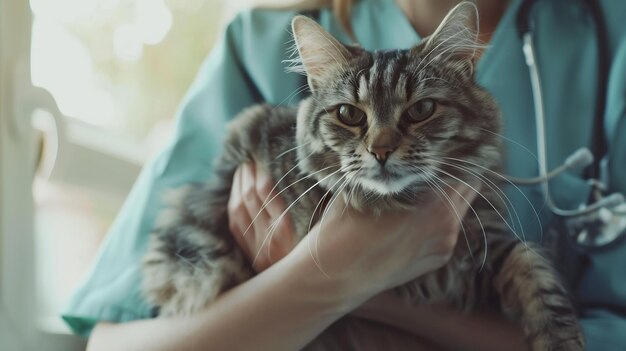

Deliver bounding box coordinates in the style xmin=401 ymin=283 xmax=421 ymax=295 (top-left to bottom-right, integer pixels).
xmin=370 ymin=168 xmax=401 ymax=181
xmin=356 ymin=166 xmax=420 ymax=194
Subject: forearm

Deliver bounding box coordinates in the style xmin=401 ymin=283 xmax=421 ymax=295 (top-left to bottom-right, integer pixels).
xmin=354 ymin=293 xmax=529 ymax=351
xmin=88 ymin=247 xmax=357 ymax=351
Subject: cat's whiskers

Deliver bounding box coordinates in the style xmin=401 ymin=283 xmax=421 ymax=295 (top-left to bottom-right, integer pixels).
xmin=272 ymin=83 xmax=311 ymax=110
xmin=433 ymin=157 xmax=542 ymax=265
xmin=307 ymin=179 xmax=334 ymax=233
xmin=341 ymin=176 xmax=359 ymax=217
xmin=306 ymin=177 xmax=341 ymax=271
xmin=478 ymin=127 xmax=539 ymax=161
xmin=430 ymin=158 xmax=526 ymax=244
xmin=436 ymin=166 xmax=525 ymax=258
xmin=402 ymin=165 xmax=474 ymax=262
xmin=302 ymin=169 xmax=350 ymax=269
xmin=304 ymin=154 xmax=360 ymax=235
xmin=422 ymin=175 xmax=475 ymax=263
xmin=436 ymin=165 xmax=534 ymax=264
xmin=308 ymin=170 xmax=356 ymax=275
xmin=273 ymin=141 xmax=312 ymax=161
xmin=426 ymin=158 xmax=522 ymax=239
xmin=244 ymin=149 xmax=316 ymax=238
xmin=252 ymin=165 xmax=350 ymax=268
xmin=313 ymin=169 xmax=360 ymax=270
xmin=428 ymin=169 xmax=488 ymax=270
xmin=476 ymin=128 xmax=545 ymax=218
xmin=439 ymin=156 xmax=544 ymax=240
xmin=242 ymin=161 xmax=335 ymax=238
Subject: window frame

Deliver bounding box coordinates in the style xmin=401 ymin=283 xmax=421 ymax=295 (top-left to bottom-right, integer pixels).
xmin=1 ymin=0 xmax=85 ymax=349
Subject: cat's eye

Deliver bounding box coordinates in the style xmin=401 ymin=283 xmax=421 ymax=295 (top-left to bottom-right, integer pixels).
xmin=404 ymin=99 xmax=436 ymax=123
xmin=336 ymin=104 xmax=366 ymax=126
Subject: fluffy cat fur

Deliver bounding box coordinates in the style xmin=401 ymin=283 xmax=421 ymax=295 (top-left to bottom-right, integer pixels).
xmin=142 ymin=3 xmax=583 ymax=350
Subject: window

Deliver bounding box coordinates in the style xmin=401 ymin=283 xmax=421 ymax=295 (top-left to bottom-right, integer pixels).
xmin=30 ymin=0 xmax=228 ymax=335
xmin=1 ymin=0 xmax=300 ymax=348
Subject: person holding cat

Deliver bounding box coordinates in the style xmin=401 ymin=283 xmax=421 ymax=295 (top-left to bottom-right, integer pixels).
xmin=64 ymin=0 xmax=626 ymax=350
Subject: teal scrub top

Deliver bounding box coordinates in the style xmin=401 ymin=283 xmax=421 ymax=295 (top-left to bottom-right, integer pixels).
xmin=63 ymin=0 xmax=626 ymax=348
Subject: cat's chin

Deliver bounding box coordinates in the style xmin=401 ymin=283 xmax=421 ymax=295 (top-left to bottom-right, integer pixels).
xmin=358 ymin=173 xmax=425 ymax=195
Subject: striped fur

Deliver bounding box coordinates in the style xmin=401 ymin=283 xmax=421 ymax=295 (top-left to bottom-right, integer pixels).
xmin=142 ymin=3 xmax=583 ymax=349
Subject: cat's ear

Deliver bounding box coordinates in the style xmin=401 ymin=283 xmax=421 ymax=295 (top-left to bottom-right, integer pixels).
xmin=416 ymin=2 xmax=481 ymax=64
xmin=289 ymin=15 xmax=354 ymax=91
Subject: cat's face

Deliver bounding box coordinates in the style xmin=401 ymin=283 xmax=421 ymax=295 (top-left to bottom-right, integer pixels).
xmin=292 ymin=3 xmax=501 ymax=204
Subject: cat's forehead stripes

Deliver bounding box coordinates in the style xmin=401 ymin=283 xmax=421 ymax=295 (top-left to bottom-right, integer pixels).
xmin=353 ymin=50 xmax=415 ymax=124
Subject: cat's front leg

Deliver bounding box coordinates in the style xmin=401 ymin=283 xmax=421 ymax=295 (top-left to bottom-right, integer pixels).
xmin=396 ymin=258 xmax=468 ymax=309
xmin=493 ymin=242 xmax=584 ymax=351
xmin=143 ymin=233 xmax=252 ymax=317
xmin=142 ymin=184 xmax=253 ymax=317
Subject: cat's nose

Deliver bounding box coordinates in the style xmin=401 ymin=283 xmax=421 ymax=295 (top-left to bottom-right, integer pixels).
xmin=367 ymin=128 xmax=400 ymax=166
xmin=369 ymin=145 xmax=396 ymax=166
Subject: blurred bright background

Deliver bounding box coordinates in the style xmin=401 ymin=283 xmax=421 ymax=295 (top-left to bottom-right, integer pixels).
xmin=0 ymin=0 xmax=301 ymax=348
xmin=31 ymin=0 xmax=222 ymax=334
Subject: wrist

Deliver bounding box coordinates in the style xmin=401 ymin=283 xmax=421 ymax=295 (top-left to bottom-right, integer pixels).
xmin=281 ymin=239 xmax=373 ymax=316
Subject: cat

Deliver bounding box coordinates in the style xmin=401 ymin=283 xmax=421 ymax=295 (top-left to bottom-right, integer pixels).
xmin=142 ymin=3 xmax=583 ymax=350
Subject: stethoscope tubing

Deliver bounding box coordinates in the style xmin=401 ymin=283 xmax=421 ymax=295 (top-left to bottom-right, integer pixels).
xmin=517 ymin=0 xmax=609 ymax=179
xmin=515 ymin=0 xmax=626 ymax=249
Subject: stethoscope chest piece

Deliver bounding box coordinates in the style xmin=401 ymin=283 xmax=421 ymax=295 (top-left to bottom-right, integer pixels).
xmin=564 ymin=204 xmax=626 ymax=251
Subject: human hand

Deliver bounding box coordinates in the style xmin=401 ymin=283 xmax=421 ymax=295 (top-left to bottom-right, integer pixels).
xmin=291 ymin=183 xmax=480 ymax=304
xmin=228 ymin=161 xmax=479 ymax=304
xmin=227 ymin=162 xmax=296 ymax=272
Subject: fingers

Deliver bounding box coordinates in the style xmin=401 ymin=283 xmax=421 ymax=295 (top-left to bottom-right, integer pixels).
xmin=241 ymin=163 xmax=271 ymax=235
xmin=228 ymin=165 xmax=253 ymax=260
xmin=256 ymin=168 xmax=295 ymax=253
xmin=228 ymin=162 xmax=296 ymax=272
xmin=255 ymin=168 xmax=286 ymax=219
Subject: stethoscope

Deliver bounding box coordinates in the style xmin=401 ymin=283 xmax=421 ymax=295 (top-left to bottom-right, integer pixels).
xmin=510 ymin=0 xmax=626 ymax=252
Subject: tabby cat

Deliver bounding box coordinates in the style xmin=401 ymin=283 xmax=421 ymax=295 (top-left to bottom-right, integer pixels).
xmin=142 ymin=3 xmax=583 ymax=350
